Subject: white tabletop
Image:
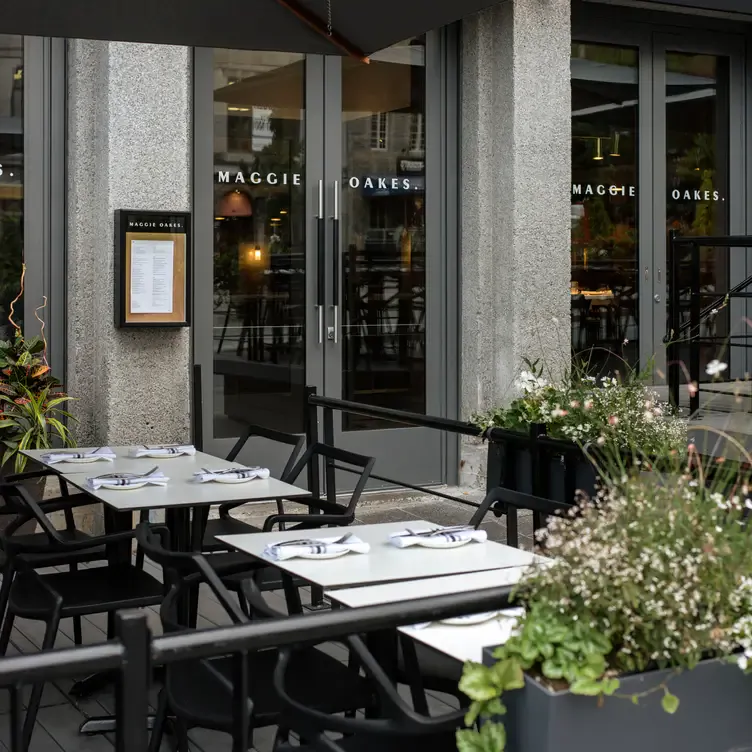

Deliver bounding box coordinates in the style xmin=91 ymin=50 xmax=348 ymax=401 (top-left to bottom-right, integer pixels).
xmin=217 ymin=521 xmax=537 ymax=589
xmin=22 ymin=446 xmax=244 ymax=476
xmin=63 ymin=463 xmax=310 ymax=512
xmin=327 ymin=569 xmax=531 ymax=663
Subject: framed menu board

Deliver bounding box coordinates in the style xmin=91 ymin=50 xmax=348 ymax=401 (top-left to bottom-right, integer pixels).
xmin=114 ymin=210 xmax=191 ymax=327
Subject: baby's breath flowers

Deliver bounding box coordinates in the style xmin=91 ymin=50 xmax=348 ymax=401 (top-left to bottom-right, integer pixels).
xmin=518 ymin=473 xmax=752 ymax=675
xmin=473 ymin=360 xmax=686 ymax=457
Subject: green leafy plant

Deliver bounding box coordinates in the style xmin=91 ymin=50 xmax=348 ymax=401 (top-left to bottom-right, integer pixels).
xmin=0 ymin=266 xmax=75 ymax=473
xmin=457 ymin=455 xmax=752 ymax=752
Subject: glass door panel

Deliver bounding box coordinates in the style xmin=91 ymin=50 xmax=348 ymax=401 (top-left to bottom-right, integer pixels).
xmin=339 ymin=37 xmax=427 ymax=430
xmin=570 ymin=43 xmax=640 ymax=373
xmin=211 ymin=51 xmax=307 ymax=438
xmin=664 ymin=51 xmax=731 ymax=382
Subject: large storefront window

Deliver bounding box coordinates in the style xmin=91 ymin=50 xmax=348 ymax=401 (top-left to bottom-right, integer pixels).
xmin=571 ymin=43 xmax=639 ymax=374
xmin=0 ymin=36 xmax=23 ymax=340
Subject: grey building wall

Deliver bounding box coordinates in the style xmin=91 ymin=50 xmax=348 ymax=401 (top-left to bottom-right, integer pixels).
xmin=67 ymin=41 xmax=192 ymax=446
xmin=459 ymin=0 xmax=572 ymax=486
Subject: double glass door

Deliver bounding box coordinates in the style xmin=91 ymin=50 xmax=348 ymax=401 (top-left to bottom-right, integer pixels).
xmin=195 ymin=39 xmax=444 ymax=485
xmin=570 ymin=21 xmax=744 ymax=382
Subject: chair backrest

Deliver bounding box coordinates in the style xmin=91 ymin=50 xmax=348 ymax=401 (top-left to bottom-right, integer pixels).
xmin=226 ymin=422 xmax=306 ymax=482
xmin=285 ymin=442 xmax=375 ymax=518
xmin=136 ymin=522 xmax=248 ymax=631
xmin=0 ymin=482 xmax=69 ymax=553
xmin=272 ymin=633 xmax=464 ymax=749
xmin=469 ymin=486 xmax=573 ymax=548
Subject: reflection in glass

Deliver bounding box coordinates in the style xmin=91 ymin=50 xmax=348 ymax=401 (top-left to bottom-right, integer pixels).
xmin=212 ymin=50 xmax=305 ymax=436
xmin=666 ymin=53 xmax=729 ymax=383
xmin=570 ymin=43 xmax=638 ymax=375
xmin=0 ymin=36 xmax=23 ymax=339
xmin=341 ymin=37 xmax=426 ymax=430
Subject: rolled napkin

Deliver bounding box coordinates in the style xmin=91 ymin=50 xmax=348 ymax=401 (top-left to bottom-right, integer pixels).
xmin=193 ymin=466 xmax=270 ymax=483
xmin=264 ymin=534 xmax=370 ymax=561
xmin=129 ymin=444 xmax=196 ymax=458
xmin=41 ymin=446 xmax=116 ymax=464
xmin=389 ymin=525 xmax=488 ymax=549
xmin=87 ymin=469 xmax=169 ymax=491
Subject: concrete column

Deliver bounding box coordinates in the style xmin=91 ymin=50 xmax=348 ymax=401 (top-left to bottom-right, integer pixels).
xmin=67 ymin=41 xmax=192 ymax=446
xmin=459 ymin=0 xmax=571 ymax=486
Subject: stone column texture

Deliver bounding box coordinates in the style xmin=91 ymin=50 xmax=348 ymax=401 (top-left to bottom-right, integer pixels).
xmin=460 ymin=0 xmax=571 ymax=423
xmin=67 ymin=41 xmax=192 ymax=445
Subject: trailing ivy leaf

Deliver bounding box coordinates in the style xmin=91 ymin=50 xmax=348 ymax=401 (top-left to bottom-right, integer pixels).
xmin=459 ymin=663 xmax=499 ymax=702
xmin=490 ymin=658 xmax=525 ymax=692
xmin=601 ymin=678 xmax=620 ymax=696
xmin=541 ymin=659 xmax=565 ymax=680
xmin=483 ymin=698 xmax=507 ymax=718
xmin=464 ymin=701 xmax=485 ymax=727
xmin=539 ymin=642 xmax=555 ymax=659
xmin=456 ymin=726 xmax=506 ymax=752
xmin=661 ymin=692 xmax=679 ymax=715
xmin=631 ymin=694 xmax=639 ymax=706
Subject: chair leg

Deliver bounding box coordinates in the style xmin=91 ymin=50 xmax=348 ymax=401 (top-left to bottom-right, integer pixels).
xmin=0 ymin=564 xmax=15 ymax=634
xmin=67 ymin=563 xmax=83 ymax=645
xmin=174 ymin=719 xmax=190 ymax=752
xmin=0 ymin=612 xmax=15 ymax=656
xmin=148 ymin=688 xmax=169 ymax=752
xmin=107 ymin=612 xmax=115 ymax=640
xmin=23 ymin=612 xmax=60 ymax=750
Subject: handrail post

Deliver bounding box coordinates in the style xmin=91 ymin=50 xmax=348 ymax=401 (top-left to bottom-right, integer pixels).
xmin=304 ymin=385 xmax=320 ymax=495
xmin=689 ymin=242 xmax=701 ymax=415
xmin=115 ymin=610 xmax=150 ymax=752
xmin=667 ymin=230 xmax=680 ymax=408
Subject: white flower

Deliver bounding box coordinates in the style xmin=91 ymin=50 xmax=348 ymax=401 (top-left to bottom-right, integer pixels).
xmin=739 ymin=655 xmax=749 ymax=671
xmin=706 ymin=359 xmax=728 ymax=377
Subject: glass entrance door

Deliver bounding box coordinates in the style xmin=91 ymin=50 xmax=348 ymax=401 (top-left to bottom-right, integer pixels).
xmin=570 ymin=21 xmax=744 ymax=382
xmin=196 ymin=39 xmax=447 ymax=485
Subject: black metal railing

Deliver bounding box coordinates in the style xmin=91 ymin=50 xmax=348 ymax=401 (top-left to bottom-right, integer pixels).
xmin=0 ymin=585 xmax=514 ymax=752
xmin=667 ymin=232 xmax=752 ymax=414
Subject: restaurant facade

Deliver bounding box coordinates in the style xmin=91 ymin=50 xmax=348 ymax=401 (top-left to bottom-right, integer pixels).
xmin=1 ymin=0 xmax=750 ymax=489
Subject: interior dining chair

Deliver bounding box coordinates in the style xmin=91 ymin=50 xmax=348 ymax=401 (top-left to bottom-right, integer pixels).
xmin=0 ymin=473 xmax=108 ymax=647
xmin=273 ymin=632 xmax=465 ymax=752
xmin=135 ymin=523 xmax=376 ymax=752
xmin=0 ymin=486 xmax=165 ymax=750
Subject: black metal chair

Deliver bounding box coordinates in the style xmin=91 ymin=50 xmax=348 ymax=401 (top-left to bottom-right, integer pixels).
xmin=469 ymin=486 xmax=574 ymax=548
xmin=0 ymin=486 xmax=165 ymax=750
xmin=204 ymin=442 xmax=376 ymax=611
xmin=273 ymin=633 xmax=465 ymax=752
xmin=136 ymin=523 xmax=376 ymax=752
xmin=0 ymin=473 xmax=108 ymax=648
xmin=197 ymin=421 xmax=305 ymax=552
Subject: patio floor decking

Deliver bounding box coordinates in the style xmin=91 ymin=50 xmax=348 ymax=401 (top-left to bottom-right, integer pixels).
xmin=0 ymin=497 xmax=532 ymax=752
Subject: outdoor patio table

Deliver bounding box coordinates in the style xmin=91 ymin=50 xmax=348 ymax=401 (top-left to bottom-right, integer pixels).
xmin=22 ymin=447 xmax=310 ymax=737
xmin=217 ymin=520 xmax=537 ymax=590
xmin=327 ymin=568 xmax=535 ymax=664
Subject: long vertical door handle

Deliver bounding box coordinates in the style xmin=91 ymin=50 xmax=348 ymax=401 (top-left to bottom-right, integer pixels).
xmin=331 ymin=180 xmax=340 ymax=344
xmin=316 ymin=179 xmax=324 ymax=344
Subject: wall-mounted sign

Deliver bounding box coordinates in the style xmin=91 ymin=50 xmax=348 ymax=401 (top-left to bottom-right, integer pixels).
xmin=114 ymin=210 xmax=191 ymax=328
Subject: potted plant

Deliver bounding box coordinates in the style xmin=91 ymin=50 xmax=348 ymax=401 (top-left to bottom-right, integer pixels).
xmin=473 ymin=359 xmax=687 ymax=501
xmin=457 ymin=455 xmax=752 ymax=752
xmin=0 ymin=267 xmax=74 ymax=485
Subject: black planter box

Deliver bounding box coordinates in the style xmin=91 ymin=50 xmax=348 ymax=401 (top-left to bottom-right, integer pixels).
xmin=486 ymin=439 xmax=598 ymax=503
xmin=481 ymin=646 xmax=752 ymax=752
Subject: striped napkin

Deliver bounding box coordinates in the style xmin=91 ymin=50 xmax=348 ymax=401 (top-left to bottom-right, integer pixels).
xmin=193 ymin=466 xmax=270 ymax=483
xmin=129 ymin=444 xmax=196 ymax=458
xmin=264 ymin=534 xmax=369 ymax=561
xmin=41 ymin=447 xmax=116 ymax=464
xmin=87 ymin=470 xmax=169 ymax=490
xmin=389 ymin=526 xmax=487 ymax=549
